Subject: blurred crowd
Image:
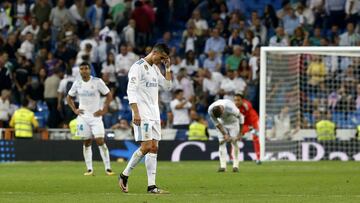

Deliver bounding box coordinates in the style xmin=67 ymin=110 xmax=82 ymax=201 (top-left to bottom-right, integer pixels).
xmin=0 ymin=0 xmax=359 ymax=133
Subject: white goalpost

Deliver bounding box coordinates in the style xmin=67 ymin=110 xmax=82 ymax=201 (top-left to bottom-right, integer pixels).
xmin=260 ymin=47 xmax=360 ymax=161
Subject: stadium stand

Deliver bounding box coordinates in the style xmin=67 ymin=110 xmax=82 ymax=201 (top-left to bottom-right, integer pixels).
xmin=0 ymin=0 xmax=359 ymax=140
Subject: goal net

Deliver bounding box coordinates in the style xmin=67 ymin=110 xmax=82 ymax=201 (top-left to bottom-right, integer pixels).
xmin=260 ymin=47 xmax=360 ymax=161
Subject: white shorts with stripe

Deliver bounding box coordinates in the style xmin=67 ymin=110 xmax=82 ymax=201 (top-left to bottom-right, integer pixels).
xmin=133 ymin=120 xmax=161 ymax=142
xmin=76 ymin=115 xmax=105 ymax=139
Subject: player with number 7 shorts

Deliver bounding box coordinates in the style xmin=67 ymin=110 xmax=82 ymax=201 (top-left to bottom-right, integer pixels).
xmin=118 ymin=43 xmax=172 ymax=194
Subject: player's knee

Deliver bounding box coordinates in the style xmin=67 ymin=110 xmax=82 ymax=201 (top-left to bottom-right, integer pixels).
xmin=95 ymin=138 xmax=105 ymax=146
xmin=140 ymin=143 xmax=151 ymax=154
xmin=149 ymin=145 xmax=158 ymax=153
xmin=83 ymin=139 xmax=92 ymax=147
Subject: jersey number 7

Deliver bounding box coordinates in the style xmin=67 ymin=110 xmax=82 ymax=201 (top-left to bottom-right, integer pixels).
xmin=144 ymin=123 xmax=149 ymax=132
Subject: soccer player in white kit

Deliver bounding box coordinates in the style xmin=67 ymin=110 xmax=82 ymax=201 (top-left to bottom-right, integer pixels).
xmin=118 ymin=43 xmax=172 ymax=194
xmin=208 ymin=99 xmax=244 ymax=172
xmin=66 ymin=62 xmax=115 ymax=176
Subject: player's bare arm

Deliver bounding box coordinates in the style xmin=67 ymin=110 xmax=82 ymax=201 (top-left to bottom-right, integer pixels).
xmin=163 ymin=56 xmax=172 ymax=81
xmin=234 ymin=114 xmax=243 ymax=141
xmin=57 ymin=92 xmax=63 ymax=111
xmin=236 ymin=128 xmax=243 ymax=141
xmin=66 ymin=95 xmax=83 ymax=115
xmin=94 ymin=92 xmax=113 ymax=117
xmin=216 ymin=123 xmax=230 ymax=142
xmin=130 ymin=103 xmax=141 ymax=126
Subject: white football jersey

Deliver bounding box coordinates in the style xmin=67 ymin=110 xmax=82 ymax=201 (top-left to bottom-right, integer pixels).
xmin=127 ymin=58 xmax=172 ymax=121
xmin=208 ymin=99 xmax=244 ymax=126
xmin=68 ymin=76 xmax=110 ymax=116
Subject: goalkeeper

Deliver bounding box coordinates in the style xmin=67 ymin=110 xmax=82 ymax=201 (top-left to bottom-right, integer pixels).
xmin=234 ymin=93 xmax=261 ymax=164
xmin=208 ymin=99 xmax=244 ymax=172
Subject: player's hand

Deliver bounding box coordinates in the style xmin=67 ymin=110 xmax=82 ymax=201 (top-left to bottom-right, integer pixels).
xmin=236 ymin=133 xmax=243 ymax=141
xmin=162 ymin=56 xmax=171 ymax=69
xmin=224 ymin=134 xmax=230 ymax=142
xmin=74 ymin=109 xmax=84 ymax=115
xmin=93 ymin=109 xmax=107 ymax=117
xmin=133 ymin=113 xmax=141 ymax=126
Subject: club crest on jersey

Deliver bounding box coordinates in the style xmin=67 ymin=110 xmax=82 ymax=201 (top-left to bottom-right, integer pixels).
xmin=144 ymin=65 xmax=148 ymax=71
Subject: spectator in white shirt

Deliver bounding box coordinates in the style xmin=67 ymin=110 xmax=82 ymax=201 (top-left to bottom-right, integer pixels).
xmin=0 ymin=89 xmax=11 ymax=127
xmin=116 ymin=44 xmax=138 ymax=77
xmin=250 ymin=18 xmax=267 ymax=44
xmin=126 ymin=44 xmax=139 ymax=63
xmin=249 ymin=46 xmax=260 ymax=80
xmin=122 ymin=19 xmax=136 ymax=48
xmin=295 ymin=3 xmax=315 ymax=26
xmin=79 ymin=29 xmax=100 ymax=62
xmin=69 ymin=0 xmax=89 ymax=39
xmin=170 ymin=89 xmax=192 ymax=130
xmin=219 ymin=70 xmax=247 ymax=100
xmin=69 ymin=0 xmax=86 ymax=22
xmin=57 ymin=67 xmax=76 ymax=123
xmin=270 ymin=106 xmax=293 ymax=140
xmin=189 ymin=9 xmax=208 ymax=37
xmin=116 ymin=44 xmax=139 ymax=98
xmin=180 ymin=50 xmax=199 ymax=76
xmin=20 ymin=17 xmax=40 ymax=40
xmin=168 ymin=55 xmax=182 ymax=75
xmin=76 ymin=43 xmax=93 ymax=65
xmin=173 ymin=68 xmax=194 ymax=100
xmin=339 ymin=22 xmax=360 ymax=46
xmin=99 ymin=19 xmax=119 ymax=46
xmin=203 ymin=50 xmax=222 ymax=72
xmin=269 ymin=27 xmax=289 ymax=46
xmin=181 ymin=23 xmax=200 ymax=54
xmin=18 ymin=32 xmax=35 ymax=60
xmin=101 ymin=52 xmax=117 ymax=83
xmin=202 ymin=69 xmax=223 ymax=105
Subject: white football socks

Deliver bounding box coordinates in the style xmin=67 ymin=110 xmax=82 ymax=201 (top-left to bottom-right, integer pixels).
xmin=83 ymin=145 xmax=93 ymax=171
xmin=219 ymin=143 xmax=227 ymax=169
xmin=145 ymin=153 xmax=157 ymax=186
xmin=123 ymin=148 xmax=144 ymax=176
xmin=98 ymin=144 xmax=111 ymax=170
xmin=231 ymin=141 xmax=239 ymax=168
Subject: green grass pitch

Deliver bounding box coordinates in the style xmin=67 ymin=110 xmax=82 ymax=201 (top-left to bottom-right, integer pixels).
xmin=0 ymin=161 xmax=359 ymax=203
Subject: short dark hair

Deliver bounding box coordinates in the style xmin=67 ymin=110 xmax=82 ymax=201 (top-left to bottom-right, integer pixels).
xmin=212 ymin=106 xmax=223 ymax=118
xmin=152 ymin=43 xmax=170 ymax=55
xmin=135 ymin=1 xmax=143 ymax=7
xmin=105 ymin=36 xmax=112 ymax=43
xmin=21 ymin=98 xmax=29 ymax=107
xmin=174 ymin=89 xmax=183 ymax=95
xmin=79 ymin=62 xmax=91 ymax=68
xmin=85 ymin=43 xmax=92 ymax=49
xmin=234 ymin=93 xmax=244 ymax=98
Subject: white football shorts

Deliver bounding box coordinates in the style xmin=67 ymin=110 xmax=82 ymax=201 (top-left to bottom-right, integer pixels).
xmin=76 ymin=115 xmax=105 ymax=139
xmin=133 ymin=119 xmax=161 ymax=142
xmin=217 ymin=123 xmax=240 ymax=143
